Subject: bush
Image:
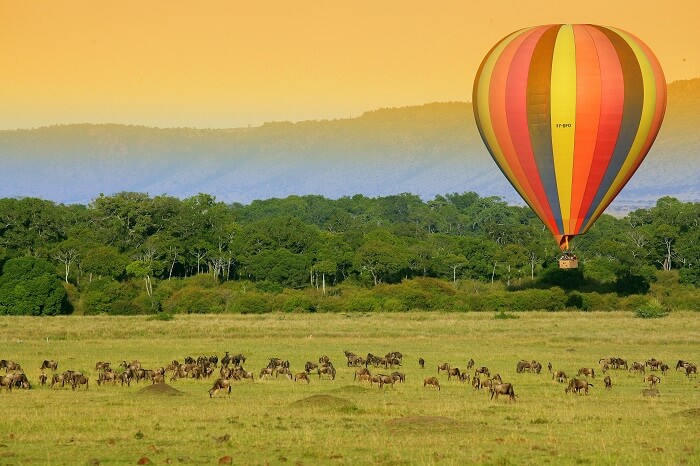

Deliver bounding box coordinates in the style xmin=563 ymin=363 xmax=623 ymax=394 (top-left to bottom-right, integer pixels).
xmin=79 ymin=278 xmax=142 ymax=315
xmin=679 ymin=267 xmax=700 ymax=287
xmin=229 ymin=294 xmax=273 ymax=314
xmin=566 ymin=292 xmax=590 ymax=310
xmin=615 ymin=272 xmax=650 ymax=295
xmin=255 ymin=281 xmax=284 ymax=294
xmin=283 ymin=294 xmax=317 ymax=313
xmin=494 ymin=311 xmax=518 ymax=319
xmin=538 ymin=267 xmax=585 ymax=290
xmin=634 ymin=299 xmax=670 ymax=318
xmin=0 ymin=257 xmax=69 ymax=315
xmin=163 ymin=286 xmax=225 ymax=314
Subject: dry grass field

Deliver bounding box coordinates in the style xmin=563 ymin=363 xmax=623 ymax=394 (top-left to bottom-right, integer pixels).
xmin=0 ymin=311 xmax=698 ymax=465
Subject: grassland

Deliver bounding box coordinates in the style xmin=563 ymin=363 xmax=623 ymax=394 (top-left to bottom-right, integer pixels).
xmin=0 ymin=311 xmax=698 ymax=465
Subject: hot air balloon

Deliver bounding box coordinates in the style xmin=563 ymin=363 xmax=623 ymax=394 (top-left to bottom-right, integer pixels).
xmin=473 ymin=24 xmax=666 ymax=267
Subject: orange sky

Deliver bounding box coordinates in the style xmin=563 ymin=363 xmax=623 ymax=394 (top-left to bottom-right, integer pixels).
xmin=1 ymin=0 xmax=698 ymax=129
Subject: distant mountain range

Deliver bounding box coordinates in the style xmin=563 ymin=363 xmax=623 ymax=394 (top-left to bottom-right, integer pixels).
xmin=1 ymin=78 xmax=698 ymax=214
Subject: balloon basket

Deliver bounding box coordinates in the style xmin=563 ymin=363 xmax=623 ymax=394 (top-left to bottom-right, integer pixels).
xmin=558 ymin=253 xmax=578 ymax=269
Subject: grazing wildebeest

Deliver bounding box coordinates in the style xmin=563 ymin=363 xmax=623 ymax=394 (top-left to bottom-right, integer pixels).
xmin=418 ymin=358 xmax=425 ymax=369
xmin=467 ymin=359 xmax=475 ymax=370
xmin=50 ymin=374 xmax=65 ymax=388
xmin=259 ymin=367 xmax=275 ymax=379
xmin=472 ymin=376 xmax=481 ymax=390
xmin=646 ymin=359 xmax=663 ymax=371
xmin=171 ymin=367 xmax=188 ymax=381
xmin=676 ymin=360 xmax=693 ymax=371
xmin=72 ymin=375 xmax=89 ymax=390
xmin=437 ymin=363 xmax=450 ymax=374
xmin=629 ymin=362 xmax=645 ymax=374
xmin=61 ymin=370 xmax=77 ymax=386
xmin=231 ymin=354 xmax=246 ymax=367
xmin=221 ymin=352 xmax=231 ymax=368
xmin=4 ymin=361 xmax=21 ymax=373
xmin=304 ymin=362 xmax=318 ymax=373
xmin=10 ymin=373 xmax=30 ymax=389
xmin=41 ymin=360 xmax=59 ymax=371
xmin=209 ymin=378 xmax=231 ymax=397
xmin=423 ymin=377 xmax=440 ymax=390
xmin=120 ymin=360 xmax=141 ymax=371
xmin=370 ymin=375 xmax=384 ymax=388
xmin=685 ymin=364 xmax=697 ymax=379
xmin=565 ymin=378 xmax=593 ymax=395
xmin=356 ymin=373 xmax=371 ymax=383
xmin=516 ymin=360 xmax=531 ymax=373
xmin=294 ymin=372 xmax=310 ymax=384
xmin=354 ymin=368 xmax=370 ymax=381
xmin=459 ymin=372 xmax=471 ymax=383
xmin=604 ymin=375 xmax=612 ymax=389
xmin=136 ymin=369 xmax=154 ymax=383
xmin=379 ymin=374 xmax=395 ymax=388
xmin=38 ymin=371 xmax=48 ymax=386
xmin=345 ymin=354 xmax=361 ymax=367
xmin=391 ymin=372 xmax=405 ymax=383
xmin=614 ymin=358 xmax=628 ymax=370
xmin=234 ymin=369 xmax=255 ymax=381
xmin=318 ymin=355 xmax=330 ymax=364
xmin=531 ymin=362 xmax=542 ymax=374
xmin=552 ymin=370 xmax=568 ymax=383
xmin=660 ymin=364 xmax=670 ymax=375
xmin=97 ymin=371 xmax=118 ymax=386
xmin=317 ymin=366 xmax=336 ymax=380
xmin=490 ymin=383 xmax=516 ymax=402
xmin=344 ymin=350 xmax=357 ymax=367
xmin=119 ymin=370 xmax=133 ymax=386
xmin=601 ymin=363 xmax=610 ymax=374
xmin=94 ymin=361 xmax=110 ymax=371
xmin=644 ymin=374 xmax=661 ymax=388
xmin=277 ymin=367 xmax=293 ymax=380
xmin=0 ymin=375 xmax=14 ymax=392
xmin=475 ymin=366 xmax=490 ymax=378
xmin=447 ymin=367 xmax=461 ymax=381
xmin=577 ymin=367 xmax=595 ymax=378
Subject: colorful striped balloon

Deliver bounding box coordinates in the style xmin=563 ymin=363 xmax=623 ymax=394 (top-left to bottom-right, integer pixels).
xmin=473 ymin=24 xmax=666 ymax=250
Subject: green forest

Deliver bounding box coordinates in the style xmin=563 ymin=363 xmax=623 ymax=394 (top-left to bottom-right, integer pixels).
xmin=0 ymin=192 xmax=698 ymax=316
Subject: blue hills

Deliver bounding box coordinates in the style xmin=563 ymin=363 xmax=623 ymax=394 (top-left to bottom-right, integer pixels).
xmin=1 ymin=78 xmax=698 ymax=213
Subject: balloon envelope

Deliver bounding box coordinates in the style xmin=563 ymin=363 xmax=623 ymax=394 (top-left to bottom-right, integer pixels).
xmin=473 ymin=24 xmax=666 ymax=249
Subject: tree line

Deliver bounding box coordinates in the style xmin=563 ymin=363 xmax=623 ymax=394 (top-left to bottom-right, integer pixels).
xmin=0 ymin=192 xmax=697 ymax=316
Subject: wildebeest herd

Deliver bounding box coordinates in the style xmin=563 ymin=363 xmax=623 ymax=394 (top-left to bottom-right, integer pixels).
xmin=0 ymin=352 xmax=695 ymax=402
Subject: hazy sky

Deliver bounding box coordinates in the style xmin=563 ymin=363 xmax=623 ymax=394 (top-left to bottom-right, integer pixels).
xmin=1 ymin=0 xmax=698 ymax=129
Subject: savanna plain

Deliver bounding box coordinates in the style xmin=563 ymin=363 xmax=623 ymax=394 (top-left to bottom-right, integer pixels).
xmin=0 ymin=311 xmax=698 ymax=465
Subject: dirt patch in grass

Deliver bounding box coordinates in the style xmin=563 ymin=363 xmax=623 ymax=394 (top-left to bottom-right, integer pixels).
xmin=676 ymin=407 xmax=700 ymax=418
xmin=137 ymin=383 xmax=185 ymax=396
xmin=385 ymin=416 xmax=461 ymax=432
xmin=289 ymin=394 xmax=358 ymax=412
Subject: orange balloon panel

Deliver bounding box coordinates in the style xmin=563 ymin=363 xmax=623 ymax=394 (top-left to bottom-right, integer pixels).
xmin=473 ymin=24 xmax=666 ymax=249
